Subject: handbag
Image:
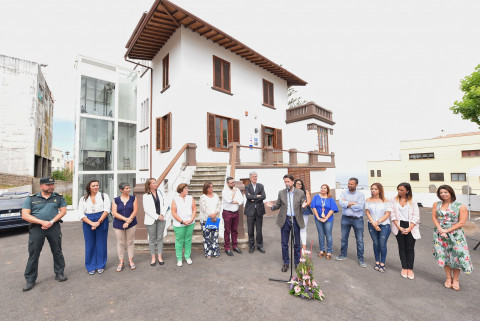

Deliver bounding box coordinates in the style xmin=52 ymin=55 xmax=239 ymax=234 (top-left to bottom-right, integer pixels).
xmin=100 ymin=192 xmax=114 ymax=223
xmin=205 ymin=217 xmax=220 ymax=229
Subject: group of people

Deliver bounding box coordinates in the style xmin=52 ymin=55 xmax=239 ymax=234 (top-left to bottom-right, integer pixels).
xmin=20 ymin=174 xmax=473 ymax=292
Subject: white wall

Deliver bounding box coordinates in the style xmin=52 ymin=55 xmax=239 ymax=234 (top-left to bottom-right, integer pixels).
xmin=310 ymin=168 xmax=336 ymax=194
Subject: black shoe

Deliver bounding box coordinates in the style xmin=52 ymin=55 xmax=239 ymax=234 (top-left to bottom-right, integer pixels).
xmin=23 ymin=282 xmax=35 ymax=292
xmin=281 ymin=264 xmax=289 ymax=272
xmin=150 ymin=261 xmax=156 ymax=267
xmin=159 ymin=261 xmax=165 ymax=265
xmin=257 ymin=246 xmax=265 ymax=253
xmin=249 ymin=247 xmax=254 ymax=254
xmin=233 ymin=247 xmax=243 ymax=254
xmin=55 ymin=273 xmax=67 ymax=282
xmin=225 ymin=250 xmax=234 ymax=256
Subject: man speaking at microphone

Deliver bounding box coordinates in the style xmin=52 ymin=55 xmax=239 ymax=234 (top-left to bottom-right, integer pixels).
xmin=267 ymin=174 xmax=307 ymax=272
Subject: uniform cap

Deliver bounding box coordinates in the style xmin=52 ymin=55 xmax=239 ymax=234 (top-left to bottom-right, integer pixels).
xmin=40 ymin=177 xmax=55 ymax=184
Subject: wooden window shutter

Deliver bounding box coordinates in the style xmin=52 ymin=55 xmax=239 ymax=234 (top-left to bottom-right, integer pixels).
xmin=232 ymin=118 xmax=240 ymax=142
xmin=269 ymin=82 xmax=274 ymax=106
xmin=263 ymin=80 xmax=268 ymax=104
xmin=156 ymin=118 xmax=162 ymax=150
xmin=261 ymin=125 xmax=265 ymax=147
xmin=166 ymin=112 xmax=172 ymax=150
xmin=223 ymin=61 xmax=230 ymax=91
xmin=274 ymin=128 xmax=283 ymax=150
xmin=207 ymin=113 xmax=215 ymax=148
xmin=214 ymin=57 xmax=222 ymax=88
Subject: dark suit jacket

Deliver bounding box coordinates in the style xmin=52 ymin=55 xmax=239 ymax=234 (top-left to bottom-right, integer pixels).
xmin=271 ymin=188 xmax=306 ymax=229
xmin=244 ymin=183 xmax=266 ymax=216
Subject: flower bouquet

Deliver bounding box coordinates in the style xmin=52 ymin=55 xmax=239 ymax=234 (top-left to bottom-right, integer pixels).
xmin=288 ymin=246 xmax=325 ymax=301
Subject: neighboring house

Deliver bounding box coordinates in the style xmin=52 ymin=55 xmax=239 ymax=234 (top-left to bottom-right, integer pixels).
xmin=0 ymin=54 xmax=54 ymax=178
xmin=72 ymin=56 xmax=138 ymax=208
xmin=368 ymin=132 xmax=480 ymax=195
xmin=52 ymin=146 xmax=64 ymax=171
xmin=126 ymin=0 xmax=336 ymax=199
xmin=65 ymin=160 xmax=74 ymax=172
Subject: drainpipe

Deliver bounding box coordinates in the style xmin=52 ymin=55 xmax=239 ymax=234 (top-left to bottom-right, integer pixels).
xmin=124 ymin=55 xmax=153 ymax=178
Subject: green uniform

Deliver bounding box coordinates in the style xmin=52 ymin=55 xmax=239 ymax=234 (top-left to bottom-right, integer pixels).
xmin=23 ymin=192 xmax=67 ymax=283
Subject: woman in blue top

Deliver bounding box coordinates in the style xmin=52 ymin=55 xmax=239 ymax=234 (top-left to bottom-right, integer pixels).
xmin=311 ymin=184 xmax=338 ymax=259
xmin=112 ymin=182 xmax=138 ymax=272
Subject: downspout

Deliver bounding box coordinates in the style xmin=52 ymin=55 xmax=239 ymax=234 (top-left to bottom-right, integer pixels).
xmin=124 ymin=55 xmax=153 ymax=178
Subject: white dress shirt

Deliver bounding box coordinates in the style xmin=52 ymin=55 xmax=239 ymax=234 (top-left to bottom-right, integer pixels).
xmin=77 ymin=192 xmax=111 ymax=220
xmin=222 ymin=186 xmax=243 ymax=212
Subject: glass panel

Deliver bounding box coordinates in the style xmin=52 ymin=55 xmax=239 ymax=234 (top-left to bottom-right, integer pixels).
xmin=222 ymin=119 xmax=229 ymax=148
xmin=79 ymin=118 xmax=114 ymax=171
xmin=80 ymin=76 xmax=115 ymax=117
xmin=78 ymin=173 xmax=114 ymax=207
xmin=117 ymin=174 xmax=136 ymax=194
xmin=118 ymin=122 xmax=136 ymax=170
xmin=118 ymin=71 xmax=137 ymax=121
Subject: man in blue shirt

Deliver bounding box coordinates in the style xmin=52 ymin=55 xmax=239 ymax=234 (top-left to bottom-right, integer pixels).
xmin=21 ymin=177 xmax=68 ymax=291
xmin=336 ymin=178 xmax=366 ymax=268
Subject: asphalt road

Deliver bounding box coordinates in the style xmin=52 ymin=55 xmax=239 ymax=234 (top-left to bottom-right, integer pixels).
xmin=1 ymin=207 xmax=479 ymax=321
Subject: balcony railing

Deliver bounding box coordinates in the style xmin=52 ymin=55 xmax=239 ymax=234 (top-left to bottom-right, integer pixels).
xmin=286 ymin=102 xmax=335 ymax=125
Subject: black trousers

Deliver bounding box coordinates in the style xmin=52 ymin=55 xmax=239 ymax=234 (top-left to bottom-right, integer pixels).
xmin=24 ymin=223 xmax=65 ymax=283
xmin=395 ymin=220 xmax=416 ymax=269
xmin=247 ymin=208 xmax=263 ymax=248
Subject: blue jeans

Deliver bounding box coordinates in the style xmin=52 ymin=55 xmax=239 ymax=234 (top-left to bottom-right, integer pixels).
xmin=281 ymin=216 xmax=301 ymax=265
xmin=314 ymin=219 xmax=334 ymax=253
xmin=340 ymin=215 xmax=364 ymax=261
xmin=367 ymin=222 xmax=391 ymax=264
xmin=82 ymin=212 xmax=109 ymax=272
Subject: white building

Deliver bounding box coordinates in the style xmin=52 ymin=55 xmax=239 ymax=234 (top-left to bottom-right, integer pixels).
xmin=128 ymin=0 xmax=336 ymax=197
xmin=73 ymin=56 xmax=138 ymax=208
xmin=0 ymin=54 xmax=54 ymax=178
xmin=52 ymin=146 xmax=64 ymax=172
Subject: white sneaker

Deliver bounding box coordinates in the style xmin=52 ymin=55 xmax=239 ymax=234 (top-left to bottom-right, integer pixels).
xmin=186 ymin=258 xmax=192 ymax=265
xmin=177 ymin=260 xmax=182 ymax=267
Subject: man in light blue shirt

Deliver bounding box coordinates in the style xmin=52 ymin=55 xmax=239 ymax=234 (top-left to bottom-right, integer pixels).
xmin=336 ymin=178 xmax=366 ymax=268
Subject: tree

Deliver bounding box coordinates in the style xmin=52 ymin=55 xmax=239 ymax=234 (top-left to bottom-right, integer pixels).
xmin=451 ymin=64 xmax=480 ymax=127
xmin=288 ymin=87 xmax=307 ymax=108
xmin=52 ymin=168 xmax=73 ymax=182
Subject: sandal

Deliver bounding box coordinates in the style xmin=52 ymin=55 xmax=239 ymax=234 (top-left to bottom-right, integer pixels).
xmin=326 ymin=253 xmax=332 ymax=260
xmin=88 ymin=270 xmax=96 ymax=275
xmin=378 ymin=265 xmax=385 ymax=273
xmin=116 ymin=263 xmax=124 ymax=272
xmin=129 ymin=261 xmax=136 ymax=270
xmin=318 ymin=251 xmax=325 ymax=258
xmin=444 ymin=278 xmax=452 ymax=289
xmin=374 ymin=263 xmax=380 ymax=271
xmin=98 ymin=269 xmax=104 ymax=274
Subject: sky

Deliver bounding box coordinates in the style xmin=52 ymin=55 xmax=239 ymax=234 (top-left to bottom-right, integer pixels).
xmin=1 ymin=0 xmax=479 ymax=182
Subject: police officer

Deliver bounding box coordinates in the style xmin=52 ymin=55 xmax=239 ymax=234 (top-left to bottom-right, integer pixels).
xmin=21 ymin=177 xmax=68 ymax=292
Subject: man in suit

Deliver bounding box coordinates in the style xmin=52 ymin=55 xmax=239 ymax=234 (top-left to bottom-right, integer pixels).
xmin=244 ymin=171 xmax=266 ymax=254
xmin=267 ymin=174 xmax=307 ymax=272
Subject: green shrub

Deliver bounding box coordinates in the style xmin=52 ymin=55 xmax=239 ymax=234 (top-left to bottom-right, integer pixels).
xmin=64 ymin=193 xmax=72 ymax=206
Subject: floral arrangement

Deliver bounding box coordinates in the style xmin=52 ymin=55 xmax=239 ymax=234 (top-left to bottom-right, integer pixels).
xmin=288 ymin=247 xmax=325 ymax=301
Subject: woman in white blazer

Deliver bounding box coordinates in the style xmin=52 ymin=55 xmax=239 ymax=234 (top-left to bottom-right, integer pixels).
xmin=143 ymin=178 xmax=168 ymax=266
xmin=390 ymin=182 xmax=420 ymax=280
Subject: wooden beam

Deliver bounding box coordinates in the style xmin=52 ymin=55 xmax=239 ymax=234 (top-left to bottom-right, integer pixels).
xmin=184 ymin=20 xmax=197 ymax=28
xmin=199 ymin=28 xmax=213 ymax=36
xmin=191 ymin=24 xmax=205 ymax=32
xmin=160 ymin=4 xmax=180 ymax=27
xmin=150 ymin=16 xmax=178 ymax=28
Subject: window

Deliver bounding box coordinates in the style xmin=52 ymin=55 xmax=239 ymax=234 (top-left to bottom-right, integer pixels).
xmin=140 ymin=98 xmax=149 ymax=130
xmin=212 ymin=56 xmax=231 ymax=93
xmin=262 ymin=79 xmax=274 ymax=107
xmin=451 ymin=173 xmax=466 ymax=181
xmin=156 ymin=113 xmax=172 ymax=152
xmin=261 ymin=125 xmax=283 ymax=163
xmin=462 ymin=150 xmax=480 ymax=157
xmin=162 ymin=54 xmax=169 ymax=90
xmin=370 ymin=170 xmax=375 ymax=177
xmin=79 ymin=118 xmax=114 ymax=171
xmin=377 ymin=170 xmax=381 ymax=177
xmin=80 ymin=76 xmax=115 ymax=117
xmin=429 ymin=173 xmax=444 ymax=181
xmin=318 ymin=127 xmax=329 ymax=153
xmin=38 ymin=84 xmax=44 ymax=101
xmin=410 ymin=173 xmax=419 ymax=181
xmin=118 ymin=123 xmax=136 ymax=170
xmin=207 ymin=113 xmax=239 ymax=150
xmin=140 ymin=144 xmax=149 ymax=170
xmin=409 ymin=153 xmax=434 ymax=159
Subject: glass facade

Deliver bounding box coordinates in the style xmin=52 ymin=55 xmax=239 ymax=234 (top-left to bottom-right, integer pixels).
xmin=117 ymin=173 xmax=136 ymax=194
xmin=77 ymin=173 xmax=115 ymax=206
xmin=118 ymin=123 xmax=136 ymax=170
xmin=79 ymin=118 xmax=114 ymax=171
xmin=118 ymin=71 xmax=137 ymax=121
xmin=80 ymin=76 xmax=115 ymax=117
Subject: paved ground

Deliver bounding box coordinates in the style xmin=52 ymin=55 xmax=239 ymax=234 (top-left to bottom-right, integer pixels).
xmin=1 ymin=207 xmax=479 ymax=321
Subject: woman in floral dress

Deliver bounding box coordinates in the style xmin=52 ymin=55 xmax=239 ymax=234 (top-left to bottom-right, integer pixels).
xmin=432 ymin=185 xmax=473 ymax=291
xmin=199 ymin=182 xmax=222 ymax=258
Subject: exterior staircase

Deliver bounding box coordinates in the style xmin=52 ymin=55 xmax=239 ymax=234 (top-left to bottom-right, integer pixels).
xmin=162 ymin=165 xmax=227 ymax=250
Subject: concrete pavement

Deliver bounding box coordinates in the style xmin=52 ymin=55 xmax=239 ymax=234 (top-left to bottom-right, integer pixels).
xmin=1 ymin=207 xmax=479 ymax=321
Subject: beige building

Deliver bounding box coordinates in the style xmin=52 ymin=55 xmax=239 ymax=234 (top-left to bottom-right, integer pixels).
xmin=368 ymin=132 xmax=480 ymax=195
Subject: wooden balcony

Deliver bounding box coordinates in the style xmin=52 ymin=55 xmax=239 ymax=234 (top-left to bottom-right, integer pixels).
xmin=286 ymin=102 xmax=335 ymax=125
